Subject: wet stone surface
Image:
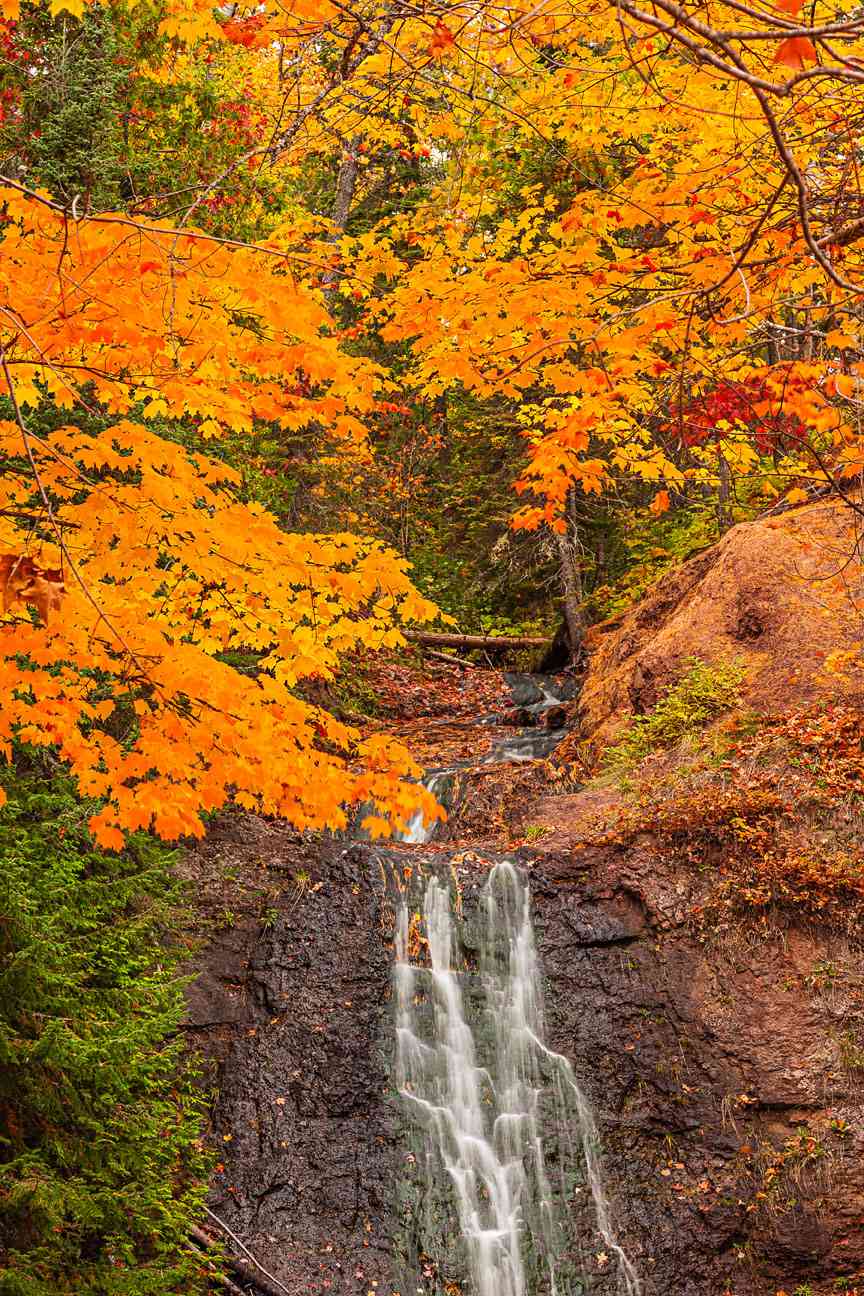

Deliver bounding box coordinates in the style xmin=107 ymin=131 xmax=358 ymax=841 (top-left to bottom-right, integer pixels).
xmin=198 ymin=842 xmax=399 ymax=1295
xmin=189 ymin=827 xmax=864 ymax=1296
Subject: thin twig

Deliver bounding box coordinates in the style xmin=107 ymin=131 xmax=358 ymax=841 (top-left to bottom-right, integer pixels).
xmin=186 ymin=1239 xmax=247 ymax=1296
xmin=203 ymin=1205 xmax=293 ymax=1296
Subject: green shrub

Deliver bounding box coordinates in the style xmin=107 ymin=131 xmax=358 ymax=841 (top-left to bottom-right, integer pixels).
xmin=604 ymin=657 xmax=746 ymax=771
xmin=0 ymin=770 xmax=208 ymax=1294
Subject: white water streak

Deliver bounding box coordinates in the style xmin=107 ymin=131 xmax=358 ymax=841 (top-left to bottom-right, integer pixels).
xmin=394 ymin=861 xmax=639 ymax=1296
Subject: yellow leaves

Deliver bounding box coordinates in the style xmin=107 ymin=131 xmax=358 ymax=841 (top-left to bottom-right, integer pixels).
xmin=360 ymin=814 xmax=393 ymax=840
xmin=0 ymin=188 xmax=382 ymax=448
xmin=786 ymin=487 xmax=809 ymax=504
xmin=720 ymin=439 xmax=759 ymax=473
xmin=0 ymin=404 xmax=440 ymax=845
xmin=2 ymin=0 xmax=860 ymax=848
xmin=821 ymin=647 xmax=860 ymax=681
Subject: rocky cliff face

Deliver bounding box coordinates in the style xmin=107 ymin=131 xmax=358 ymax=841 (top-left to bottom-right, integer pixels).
xmin=183 ymin=502 xmax=864 ymax=1296
xmin=575 ymin=497 xmax=864 ymax=754
xmin=528 ymin=826 xmax=864 ymax=1296
xmin=184 ymin=820 xmax=864 ymax=1296
xmin=182 ymin=820 xmax=398 ymax=1296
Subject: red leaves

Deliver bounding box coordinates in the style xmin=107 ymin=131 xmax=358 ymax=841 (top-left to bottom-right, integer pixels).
xmin=428 ymin=21 xmax=455 ymax=58
xmin=774 ymin=36 xmax=818 ymax=69
xmin=674 ymin=377 xmax=806 ymax=453
xmin=221 ymin=13 xmax=268 ymax=47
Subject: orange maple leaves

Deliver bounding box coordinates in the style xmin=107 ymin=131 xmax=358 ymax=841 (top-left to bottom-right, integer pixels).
xmin=428 ymin=20 xmax=456 ymax=57
xmin=0 ymin=417 xmax=441 ymax=847
xmin=0 ymin=555 xmax=65 ymax=623
xmin=1 ymin=0 xmax=863 ymax=851
xmin=0 ymin=183 xmax=443 ymax=846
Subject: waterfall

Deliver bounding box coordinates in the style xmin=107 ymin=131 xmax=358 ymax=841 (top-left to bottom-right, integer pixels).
xmin=393 ymin=861 xmax=639 ymax=1296
xmin=399 ymin=771 xmax=454 ymax=845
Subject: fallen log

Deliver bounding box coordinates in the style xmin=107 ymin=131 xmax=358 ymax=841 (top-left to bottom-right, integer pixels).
xmin=187 ymin=1239 xmax=246 ymax=1296
xmin=404 ymin=630 xmax=552 ymax=650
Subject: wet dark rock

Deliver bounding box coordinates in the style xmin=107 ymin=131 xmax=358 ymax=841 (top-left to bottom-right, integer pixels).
xmin=503 ymin=671 xmax=579 ymax=706
xmin=185 ymin=809 xmax=864 ymax=1296
xmin=500 ymin=704 xmax=538 ymax=727
xmin=527 ymin=841 xmax=864 ymax=1296
xmin=189 ymin=836 xmax=399 ymax=1294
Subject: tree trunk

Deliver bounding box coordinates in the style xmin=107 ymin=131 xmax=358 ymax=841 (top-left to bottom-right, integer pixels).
xmin=556 ymin=489 xmax=586 ymax=660
xmin=322 ymin=137 xmax=361 ymax=295
xmin=716 ymin=450 xmax=733 ymax=532
xmin=331 ymin=136 xmax=360 ymax=233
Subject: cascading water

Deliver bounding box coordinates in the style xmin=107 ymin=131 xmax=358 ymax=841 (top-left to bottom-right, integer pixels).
xmin=393 ymin=861 xmax=640 ymax=1296
xmin=395 ymin=680 xmax=571 ymax=846
xmin=399 ymin=770 xmax=455 ymax=845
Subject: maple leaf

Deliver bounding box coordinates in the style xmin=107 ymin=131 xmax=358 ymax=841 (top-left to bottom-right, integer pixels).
xmin=0 ymin=555 xmax=36 ymax=613
xmin=20 ymin=569 xmax=66 ymax=624
xmin=773 ymin=36 xmax=817 ymax=69
xmin=428 ymin=21 xmax=455 ymax=58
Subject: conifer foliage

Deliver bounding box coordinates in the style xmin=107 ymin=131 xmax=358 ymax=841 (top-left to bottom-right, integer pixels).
xmin=4 ymin=0 xmax=864 ymax=1281
xmin=2 ymin=0 xmax=864 ymax=843
xmin=0 ymin=769 xmax=207 ymax=1294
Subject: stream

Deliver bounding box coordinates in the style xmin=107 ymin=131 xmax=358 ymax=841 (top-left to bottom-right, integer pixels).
xmin=399 ymin=674 xmax=574 ymax=845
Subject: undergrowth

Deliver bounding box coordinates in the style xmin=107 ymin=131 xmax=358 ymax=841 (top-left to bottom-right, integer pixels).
xmin=604 ymin=656 xmax=746 ymax=771
xmin=600 ymin=702 xmax=864 ymax=929
xmin=0 ymin=767 xmax=209 ymax=1295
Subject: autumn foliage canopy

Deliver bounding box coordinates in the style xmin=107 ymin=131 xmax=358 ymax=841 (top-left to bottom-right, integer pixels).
xmin=2 ymin=0 xmax=864 ymax=844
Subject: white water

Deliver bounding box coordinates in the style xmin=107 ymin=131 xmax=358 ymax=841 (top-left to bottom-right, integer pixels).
xmin=394 ymin=861 xmax=640 ymax=1295
xmin=399 ymin=771 xmax=453 ymax=845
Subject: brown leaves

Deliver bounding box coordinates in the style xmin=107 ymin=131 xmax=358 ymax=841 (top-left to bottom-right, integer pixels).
xmin=0 ymin=555 xmax=65 ymax=623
